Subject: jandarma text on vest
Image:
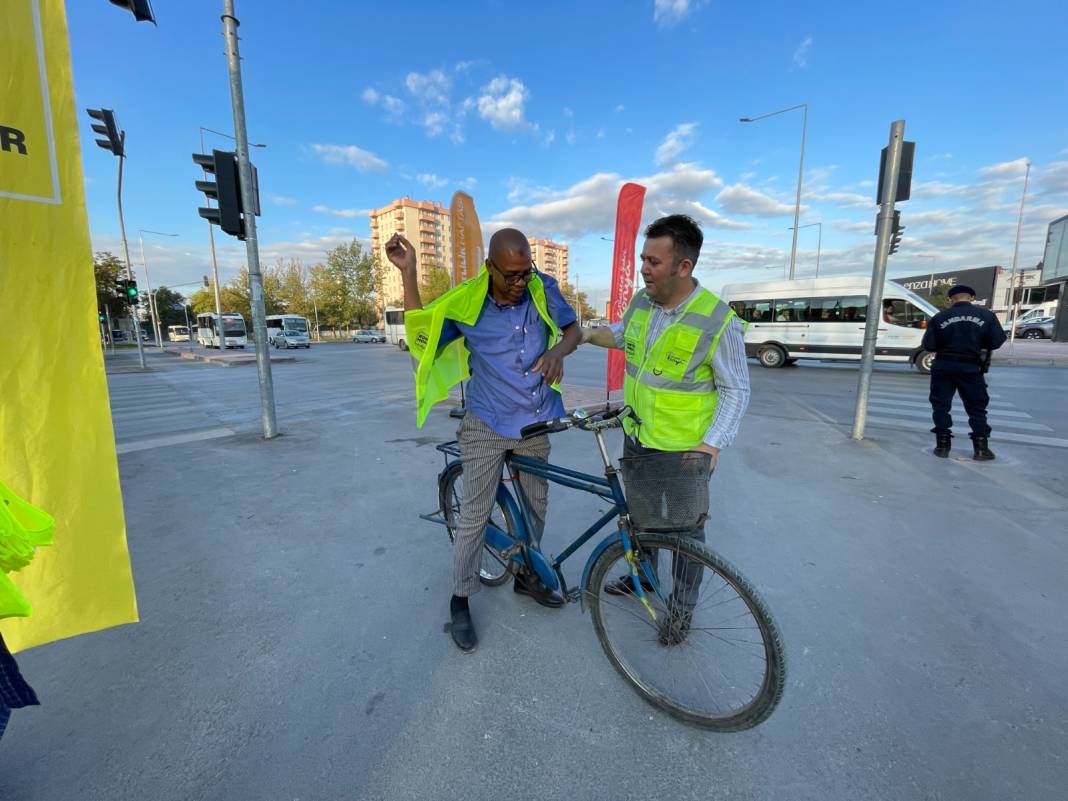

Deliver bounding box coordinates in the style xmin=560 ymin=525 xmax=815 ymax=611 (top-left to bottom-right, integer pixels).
xmin=939 ymin=316 xmax=987 ymax=329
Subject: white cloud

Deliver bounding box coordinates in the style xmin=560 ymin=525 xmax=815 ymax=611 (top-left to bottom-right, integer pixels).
xmin=309 ymin=144 xmax=388 ymax=172
xmin=487 ymin=162 xmax=734 ymax=239
xmin=477 ymin=75 xmax=532 ymax=132
xmin=381 ymin=95 xmax=405 ymax=115
xmin=459 ymin=177 xmax=478 ymax=190
xmin=563 ymin=107 xmax=574 ymax=118
xmin=405 ymin=69 xmax=451 ymax=106
xmin=810 ymin=190 xmax=872 ymax=209
xmin=1034 ymin=161 xmax=1068 ymax=197
xmin=423 ymin=111 xmax=449 ymax=137
xmin=566 ymin=130 xmax=577 ymax=146
xmin=268 ymin=194 xmax=297 ymax=206
xmin=979 ymin=158 xmax=1029 ymax=179
xmin=312 ymin=205 xmax=371 ymax=219
xmin=361 ymin=87 xmax=379 ymax=105
xmin=654 ymin=0 xmax=706 ymax=27
xmin=655 ymin=122 xmax=698 ymax=167
xmin=716 ymin=184 xmax=801 ymax=216
xmin=417 ymin=173 xmax=449 ymax=189
xmin=615 ymin=104 xmax=625 ymax=113
xmin=543 ymin=129 xmax=556 ymax=146
xmin=792 ymin=36 xmax=813 ymax=70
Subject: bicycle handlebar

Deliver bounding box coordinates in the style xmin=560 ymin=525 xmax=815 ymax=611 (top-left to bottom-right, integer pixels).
xmin=519 ymin=404 xmax=633 ymax=440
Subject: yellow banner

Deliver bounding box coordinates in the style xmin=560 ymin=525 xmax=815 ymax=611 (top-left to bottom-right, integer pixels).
xmin=449 ymin=191 xmax=484 ymax=287
xmin=0 ymin=0 xmax=138 ymax=652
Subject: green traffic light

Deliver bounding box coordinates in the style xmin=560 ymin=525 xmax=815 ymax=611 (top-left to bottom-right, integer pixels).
xmin=127 ymin=286 xmax=138 ymax=298
xmin=99 ymin=313 xmax=106 ymax=322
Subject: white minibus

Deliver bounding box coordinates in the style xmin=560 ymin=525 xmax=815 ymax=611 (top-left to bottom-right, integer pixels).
xmin=196 ymin=312 xmax=247 ymax=349
xmin=720 ymin=277 xmax=940 ymax=372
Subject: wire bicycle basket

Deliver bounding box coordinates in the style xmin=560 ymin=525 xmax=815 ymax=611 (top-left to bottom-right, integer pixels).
xmin=619 ymin=451 xmax=711 ymax=532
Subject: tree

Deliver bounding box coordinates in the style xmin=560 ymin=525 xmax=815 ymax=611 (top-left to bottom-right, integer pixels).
xmin=308 ymin=240 xmax=377 ymax=336
xmin=275 ymin=258 xmax=313 ymax=320
xmin=419 ymin=265 xmax=453 ymax=304
xmin=93 ymin=251 xmax=128 ymax=321
xmin=559 ymin=280 xmax=597 ymax=322
xmin=929 ymin=284 xmax=950 ymax=309
xmin=152 ymin=287 xmax=193 ymax=331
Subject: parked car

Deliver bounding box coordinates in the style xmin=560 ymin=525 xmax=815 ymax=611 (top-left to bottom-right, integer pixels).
xmin=352 ymin=330 xmax=386 ymax=343
xmin=1015 ymin=318 xmax=1055 ymax=339
xmin=271 ymin=329 xmax=311 ymax=349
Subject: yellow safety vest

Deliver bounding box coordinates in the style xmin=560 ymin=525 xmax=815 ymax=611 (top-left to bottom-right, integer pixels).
xmin=404 ymin=269 xmax=561 ymax=427
xmin=621 ymin=287 xmax=740 ymax=451
xmin=0 ymin=481 xmax=55 ymax=619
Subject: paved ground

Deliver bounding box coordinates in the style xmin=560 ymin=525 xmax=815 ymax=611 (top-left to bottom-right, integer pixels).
xmin=991 ymin=337 xmax=1068 ymax=367
xmin=2 ymin=343 xmax=1065 ymax=800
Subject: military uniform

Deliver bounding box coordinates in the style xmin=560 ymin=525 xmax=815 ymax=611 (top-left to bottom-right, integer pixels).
xmin=920 ymin=285 xmax=1006 ymax=459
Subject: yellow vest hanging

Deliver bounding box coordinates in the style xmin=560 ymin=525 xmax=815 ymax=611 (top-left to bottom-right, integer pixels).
xmin=621 ymin=287 xmax=740 ymax=451
xmin=404 ymin=269 xmax=561 ymax=427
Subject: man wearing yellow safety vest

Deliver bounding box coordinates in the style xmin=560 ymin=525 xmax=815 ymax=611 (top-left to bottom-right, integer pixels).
xmin=385 ymin=229 xmax=582 ymax=653
xmin=582 ymin=215 xmax=751 ymax=629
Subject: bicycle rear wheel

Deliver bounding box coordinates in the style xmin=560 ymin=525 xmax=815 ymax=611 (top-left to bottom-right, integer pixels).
xmin=439 ymin=461 xmax=516 ymax=586
xmin=587 ymin=532 xmax=785 ymax=731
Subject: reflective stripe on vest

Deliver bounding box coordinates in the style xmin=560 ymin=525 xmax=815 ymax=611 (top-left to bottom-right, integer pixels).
xmin=621 ymin=288 xmax=736 ymax=451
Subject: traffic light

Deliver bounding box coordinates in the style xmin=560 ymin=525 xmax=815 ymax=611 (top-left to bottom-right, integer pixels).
xmin=108 ymin=0 xmax=157 ymax=24
xmin=117 ymin=278 xmax=139 ymax=299
xmin=86 ymin=108 xmax=124 ymax=157
xmin=888 ymin=210 xmax=905 ymax=256
xmin=99 ymin=312 xmax=107 ymax=323
xmin=193 ymin=149 xmax=260 ymax=239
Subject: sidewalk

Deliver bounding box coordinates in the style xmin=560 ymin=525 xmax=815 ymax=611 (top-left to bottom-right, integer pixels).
xmin=991 ymin=338 xmax=1068 ymax=367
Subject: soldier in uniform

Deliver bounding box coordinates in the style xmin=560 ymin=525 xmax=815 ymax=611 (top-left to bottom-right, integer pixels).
xmin=920 ymin=284 xmax=1007 ymax=460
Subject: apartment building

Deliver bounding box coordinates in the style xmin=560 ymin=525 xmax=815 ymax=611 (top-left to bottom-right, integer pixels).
xmin=528 ymin=237 xmax=569 ymax=284
xmin=369 ymin=198 xmax=453 ymax=305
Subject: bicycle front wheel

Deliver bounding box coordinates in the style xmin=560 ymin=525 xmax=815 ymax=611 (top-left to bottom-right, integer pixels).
xmin=587 ymin=532 xmax=785 ymax=731
xmin=439 ymin=461 xmax=516 ymax=586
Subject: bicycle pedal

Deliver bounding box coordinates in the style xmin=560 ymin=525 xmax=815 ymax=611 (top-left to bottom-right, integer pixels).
xmin=566 ymin=587 xmax=582 ymax=602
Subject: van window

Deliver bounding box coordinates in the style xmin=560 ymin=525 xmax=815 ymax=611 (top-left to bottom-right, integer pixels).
xmin=809 ymin=297 xmax=844 ymax=323
xmin=841 ymin=296 xmax=867 ymax=322
xmin=883 ymin=299 xmax=929 ymax=328
xmin=738 ymin=300 xmax=772 ymax=322
xmin=774 ymin=299 xmax=808 ymax=322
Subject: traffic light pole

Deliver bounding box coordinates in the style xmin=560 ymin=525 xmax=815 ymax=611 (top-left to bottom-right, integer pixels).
xmin=115 ymin=134 xmax=146 ymax=369
xmin=852 ymin=119 xmax=906 ymax=441
xmin=221 ymin=0 xmax=278 ymax=439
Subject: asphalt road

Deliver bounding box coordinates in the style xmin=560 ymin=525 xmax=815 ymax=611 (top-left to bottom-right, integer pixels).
xmin=2 ymin=343 xmax=1065 ymax=801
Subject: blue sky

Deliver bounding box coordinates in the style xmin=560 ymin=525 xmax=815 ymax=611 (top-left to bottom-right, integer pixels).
xmin=72 ymin=0 xmax=1068 ymax=308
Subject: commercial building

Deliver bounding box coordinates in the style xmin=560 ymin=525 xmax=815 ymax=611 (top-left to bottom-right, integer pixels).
xmin=370 ymin=198 xmax=453 ymax=306
xmin=894 ymin=265 xmax=1054 ymax=323
xmin=528 ymin=237 xmax=569 ymax=284
xmin=1040 ymin=213 xmax=1068 ymax=341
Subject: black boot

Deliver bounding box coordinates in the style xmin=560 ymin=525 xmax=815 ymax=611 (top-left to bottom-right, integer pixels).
xmin=449 ymin=595 xmax=477 ymax=652
xmin=972 ymin=436 xmax=995 ymax=461
xmin=933 ymin=433 xmax=952 ymax=458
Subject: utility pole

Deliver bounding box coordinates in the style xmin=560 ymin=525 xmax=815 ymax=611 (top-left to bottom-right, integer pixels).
xmin=1007 ymin=162 xmax=1031 ymax=353
xmin=852 ymin=120 xmax=907 ymax=441
xmin=221 ymin=0 xmax=277 ymax=438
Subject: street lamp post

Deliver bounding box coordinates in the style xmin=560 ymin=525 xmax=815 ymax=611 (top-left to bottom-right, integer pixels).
xmin=787 ymin=221 xmax=822 ymax=277
xmin=137 ymin=229 xmax=177 ymax=347
xmin=1007 ymin=162 xmax=1032 ymax=353
xmin=740 ymin=103 xmax=808 ymax=280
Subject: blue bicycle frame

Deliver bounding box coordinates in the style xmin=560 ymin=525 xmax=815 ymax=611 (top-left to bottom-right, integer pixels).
xmin=431 ymin=435 xmax=662 ymax=612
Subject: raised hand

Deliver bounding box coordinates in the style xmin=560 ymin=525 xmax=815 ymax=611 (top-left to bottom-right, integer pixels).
xmin=384 ymin=234 xmax=417 ymax=274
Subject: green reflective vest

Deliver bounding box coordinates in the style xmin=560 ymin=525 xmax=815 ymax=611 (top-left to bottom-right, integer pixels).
xmin=621 ymin=287 xmax=740 ymax=451
xmin=404 ymin=269 xmax=561 ymax=427
xmin=0 ymin=480 xmax=55 ymax=620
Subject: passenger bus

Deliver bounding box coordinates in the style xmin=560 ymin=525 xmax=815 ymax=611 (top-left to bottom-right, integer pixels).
xmin=720 ymin=277 xmax=940 ymax=372
xmin=384 ymin=307 xmax=407 ymax=350
xmin=167 ymin=325 xmax=191 ymax=342
xmin=265 ymin=314 xmax=311 ymax=348
xmin=196 ymin=312 xmax=247 ymax=349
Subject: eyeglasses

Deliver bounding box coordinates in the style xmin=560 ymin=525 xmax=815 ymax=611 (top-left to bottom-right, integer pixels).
xmin=489 ymin=260 xmax=538 ymax=285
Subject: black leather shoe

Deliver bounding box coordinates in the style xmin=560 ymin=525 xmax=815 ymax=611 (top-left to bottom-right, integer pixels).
xmin=933 ymin=433 xmax=952 ymax=458
xmin=449 ymin=606 xmax=478 ymax=652
xmin=513 ymin=571 xmax=565 ymax=608
xmin=972 ymin=436 xmax=995 ymax=461
xmin=604 ymin=573 xmax=655 ymax=597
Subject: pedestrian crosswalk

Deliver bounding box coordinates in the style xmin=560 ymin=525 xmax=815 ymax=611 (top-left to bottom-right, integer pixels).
xmin=861 ymin=379 xmax=1068 ymax=449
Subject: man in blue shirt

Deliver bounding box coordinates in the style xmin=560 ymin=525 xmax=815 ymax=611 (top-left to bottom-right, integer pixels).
xmin=385 ymin=228 xmax=582 ymax=652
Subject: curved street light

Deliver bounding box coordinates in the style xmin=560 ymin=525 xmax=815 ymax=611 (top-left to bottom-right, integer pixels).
xmin=740 ymin=103 xmax=808 ymax=281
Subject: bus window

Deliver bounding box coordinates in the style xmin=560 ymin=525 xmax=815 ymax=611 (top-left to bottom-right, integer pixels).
xmin=774 ymin=298 xmax=808 ymax=322
xmin=809 ymin=297 xmax=843 ymax=322
xmin=883 ymin=299 xmax=929 ymax=329
xmin=739 ymin=300 xmax=772 ymax=322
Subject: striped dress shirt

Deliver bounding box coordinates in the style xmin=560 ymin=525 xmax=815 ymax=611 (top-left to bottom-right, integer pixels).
xmin=609 ymin=280 xmax=751 ymax=449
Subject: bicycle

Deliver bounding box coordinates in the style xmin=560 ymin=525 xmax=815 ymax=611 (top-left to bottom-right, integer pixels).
xmin=422 ymin=405 xmax=786 ymax=731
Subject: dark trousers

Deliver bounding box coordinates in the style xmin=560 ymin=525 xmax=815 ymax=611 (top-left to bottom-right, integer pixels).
xmin=929 ymin=367 xmax=991 ymax=438
xmin=623 ymin=436 xmax=710 ymax=611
